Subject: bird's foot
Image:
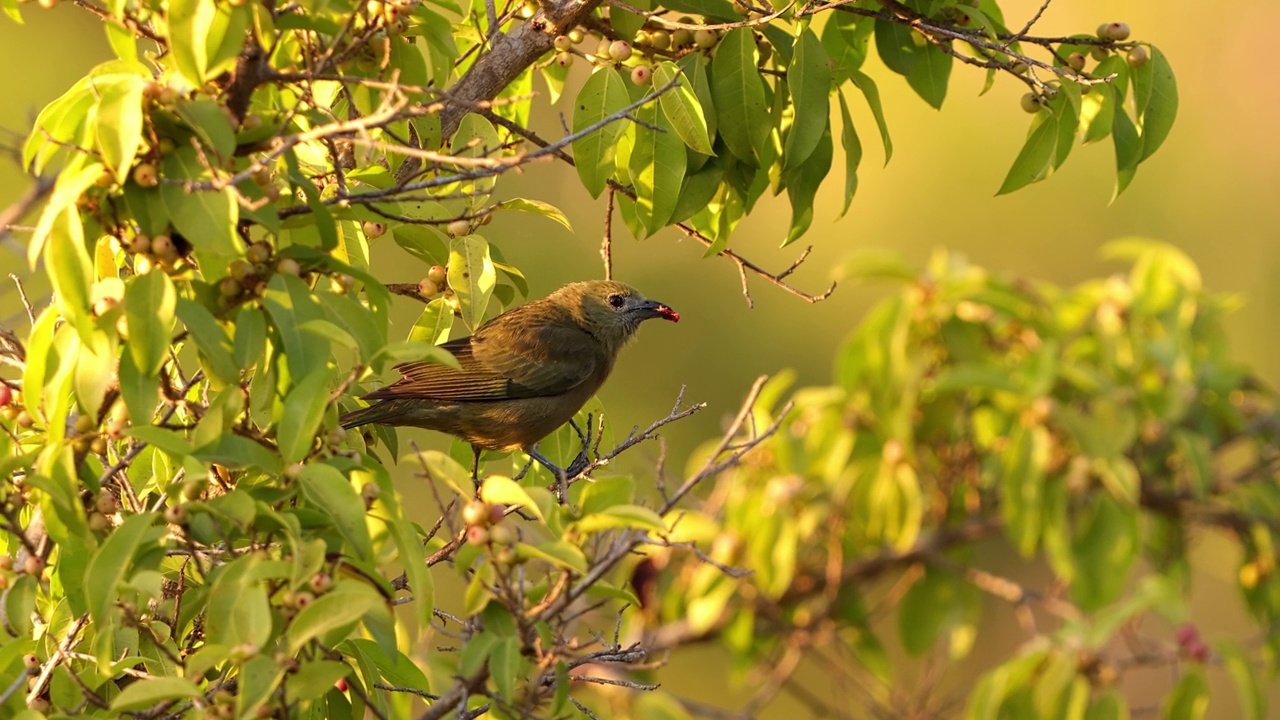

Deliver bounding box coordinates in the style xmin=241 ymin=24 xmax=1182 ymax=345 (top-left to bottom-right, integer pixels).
xmin=565 ymin=452 xmax=591 ymax=478
xmin=526 ymin=446 xmax=571 ymax=504
xmin=566 ymin=415 xmax=594 ymax=479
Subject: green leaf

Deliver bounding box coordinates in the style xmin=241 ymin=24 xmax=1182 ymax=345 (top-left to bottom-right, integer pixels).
xmin=94 ymin=74 xmax=146 ymax=181
xmin=671 ymin=157 xmax=724 ymax=225
xmin=299 ymin=464 xmax=374 ymax=561
xmin=448 ymin=234 xmax=496 ymax=332
xmin=205 ymin=553 xmax=274 ymax=648
xmin=25 ymin=78 xmax=96 ymax=176
xmin=264 ymin=273 xmax=330 ymax=380
xmin=711 ymin=28 xmax=769 ymax=165
xmin=849 ymin=69 xmax=892 ymax=164
xmin=127 ymin=425 xmax=192 ymax=457
xmin=573 ymin=505 xmax=666 ymax=533
xmin=1085 ymin=691 xmax=1129 ymax=720
xmin=176 ymin=298 xmax=241 ymax=382
xmin=167 ymin=0 xmax=218 ymax=85
xmin=279 ymin=368 xmax=334 ymax=464
xmin=630 ymin=101 xmax=686 ymax=235
xmin=124 ymin=270 xmax=176 ymax=376
xmin=480 ymin=476 xmax=544 ymax=521
xmin=449 ymin=114 xmax=500 ymax=208
xmin=160 ymin=147 xmax=240 ymax=256
xmin=784 ymin=29 xmax=832 ymax=170
xmin=653 ymin=61 xmax=713 ymax=155
xmin=490 ymin=636 xmax=521 ymax=700
xmin=874 ymin=19 xmax=916 ymax=76
xmin=907 ymin=41 xmax=952 ymax=109
xmin=783 ymin=122 xmax=833 ymax=245
xmin=1071 ymin=494 xmax=1138 ymax=611
xmin=1137 ymin=46 xmax=1177 ymax=163
xmin=3 ymin=575 xmax=37 ymax=638
xmin=1000 ymin=426 xmax=1050 ymax=556
xmin=45 ymin=207 xmax=94 ymax=341
xmin=234 ymin=306 xmax=267 ymax=371
xmin=898 ymin=566 xmax=978 ymax=656
xmin=998 ymin=109 xmax=1060 ymax=195
xmin=1218 ymin=640 xmax=1265 ymax=720
xmin=517 ymin=541 xmax=588 ymax=573
xmin=1111 ymin=103 xmax=1141 ymax=200
xmin=402 ymin=450 xmax=473 ymax=498
xmin=174 ymin=98 xmax=237 ymax=162
xmin=1163 ymin=669 xmax=1208 ymax=720
xmin=572 ymin=67 xmax=631 ymax=198
xmin=407 ymin=298 xmax=454 ymax=345
xmin=496 ymin=198 xmax=573 ymax=232
xmin=678 ymin=54 xmax=717 ymax=144
xmin=288 ymin=582 xmax=387 ymax=653
xmin=285 ymin=661 xmax=351 ymax=705
xmin=236 ymin=654 xmax=284 ymax=719
xmin=836 ymin=92 xmax=862 ymax=217
xmin=85 ymin=513 xmax=159 ymax=629
xmin=822 ymin=11 xmax=872 ymax=80
xmin=110 ymin=676 xmax=203 ymax=711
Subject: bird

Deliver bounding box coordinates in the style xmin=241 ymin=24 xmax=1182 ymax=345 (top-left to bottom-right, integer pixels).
xmin=340 ymin=280 xmax=679 ymax=493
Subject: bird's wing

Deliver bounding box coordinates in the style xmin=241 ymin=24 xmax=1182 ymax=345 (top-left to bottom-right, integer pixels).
xmin=368 ymin=312 xmax=604 ymax=402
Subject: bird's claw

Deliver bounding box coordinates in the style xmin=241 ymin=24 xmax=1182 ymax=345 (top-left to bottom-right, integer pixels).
xmin=565 ymin=452 xmax=591 ymax=478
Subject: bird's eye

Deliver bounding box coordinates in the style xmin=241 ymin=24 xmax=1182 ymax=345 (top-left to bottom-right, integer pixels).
xmin=607 ymin=294 xmax=625 ymax=309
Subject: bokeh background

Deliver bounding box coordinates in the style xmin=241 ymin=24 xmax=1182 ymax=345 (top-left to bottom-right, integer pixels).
xmin=3 ymin=0 xmax=1278 ymax=715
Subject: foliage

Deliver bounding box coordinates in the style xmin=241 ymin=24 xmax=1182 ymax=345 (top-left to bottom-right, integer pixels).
xmin=0 ymin=0 xmax=1267 ymax=717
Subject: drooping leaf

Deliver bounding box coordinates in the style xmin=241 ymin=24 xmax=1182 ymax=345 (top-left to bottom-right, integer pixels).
xmin=653 ymin=61 xmax=713 ymax=155
xmin=784 ymin=29 xmax=832 ymax=169
xmin=571 ymin=67 xmax=630 ymax=198
xmin=710 ymin=28 xmax=769 ymax=165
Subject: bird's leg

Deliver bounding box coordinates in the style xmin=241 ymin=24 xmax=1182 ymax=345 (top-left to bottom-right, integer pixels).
xmin=566 ymin=415 xmax=592 ymax=478
xmin=470 ymin=445 xmax=483 ymax=489
xmin=525 ymin=446 xmax=569 ymax=504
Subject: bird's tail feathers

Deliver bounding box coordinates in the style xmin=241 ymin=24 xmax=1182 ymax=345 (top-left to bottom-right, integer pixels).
xmin=339 ymin=402 xmax=390 ymax=430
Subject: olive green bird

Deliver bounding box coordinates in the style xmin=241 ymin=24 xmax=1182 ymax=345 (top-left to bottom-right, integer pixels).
xmin=340 ymin=280 xmax=679 ymax=485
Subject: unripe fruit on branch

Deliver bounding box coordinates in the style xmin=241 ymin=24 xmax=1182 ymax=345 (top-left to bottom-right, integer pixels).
xmin=246 ymin=241 xmax=272 ymax=264
xmin=554 ymin=51 xmax=573 ymax=68
xmin=694 ymin=28 xmax=718 ymax=49
xmin=362 ymin=221 xmax=387 ymax=239
xmin=462 ymin=500 xmax=492 ymax=526
xmin=553 ymin=35 xmax=572 ymax=51
xmin=650 ymin=30 xmax=670 ymax=50
xmin=1127 ymin=45 xmax=1149 ymax=67
xmin=609 ymin=41 xmax=632 ymax=61
xmin=133 ymin=163 xmax=159 ymax=188
xmin=446 ymin=219 xmax=471 ymax=237
xmin=1097 ymin=22 xmax=1130 ymax=41
xmin=417 ymin=278 xmax=440 ymax=297
xmin=1019 ymin=92 xmax=1043 ymax=113
xmin=427 ymin=265 xmax=447 ymax=285
xmin=152 ymin=234 xmax=179 ymax=264
xmin=631 ymin=65 xmax=653 ymax=85
xmin=276 ymin=257 xmax=302 ymax=276
xmin=1066 ymin=52 xmax=1085 ymax=71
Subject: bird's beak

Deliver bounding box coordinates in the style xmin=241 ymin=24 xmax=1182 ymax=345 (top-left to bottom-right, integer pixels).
xmin=641 ymin=300 xmax=680 ymax=323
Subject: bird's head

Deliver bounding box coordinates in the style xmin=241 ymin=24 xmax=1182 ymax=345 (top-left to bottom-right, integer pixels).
xmin=558 ymin=280 xmax=679 ymax=348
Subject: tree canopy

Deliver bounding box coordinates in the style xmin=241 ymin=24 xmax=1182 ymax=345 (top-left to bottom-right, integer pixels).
xmin=3 ymin=0 xmax=1273 ymax=718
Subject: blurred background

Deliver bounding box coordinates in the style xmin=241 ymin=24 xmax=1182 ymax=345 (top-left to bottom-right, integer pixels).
xmin=3 ymin=0 xmax=1277 ymax=715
